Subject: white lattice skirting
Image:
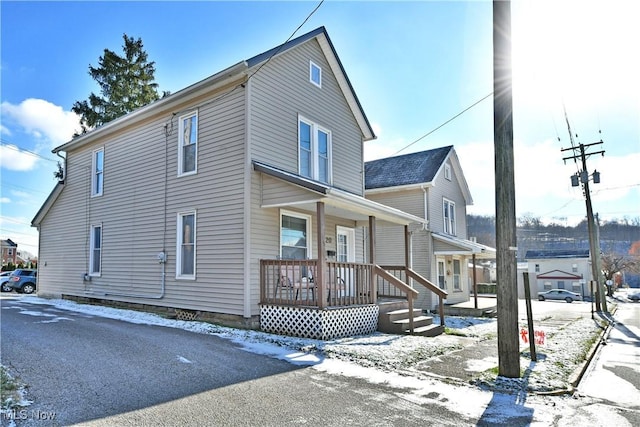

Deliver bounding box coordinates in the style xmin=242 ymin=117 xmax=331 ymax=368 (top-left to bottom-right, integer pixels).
xmin=260 ymin=305 xmax=379 ymax=340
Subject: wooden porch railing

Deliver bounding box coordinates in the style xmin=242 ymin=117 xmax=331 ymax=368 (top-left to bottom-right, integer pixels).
xmin=260 ymin=260 xmax=447 ymax=333
xmin=260 ymin=259 xmax=375 ymax=308
xmin=375 ymin=266 xmax=419 ymax=333
xmin=380 ymin=265 xmax=448 ymax=326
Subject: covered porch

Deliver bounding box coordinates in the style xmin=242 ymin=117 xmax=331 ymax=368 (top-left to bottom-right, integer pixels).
xmin=432 ymin=232 xmax=496 ymax=308
xmin=254 ymin=161 xmax=447 ymax=339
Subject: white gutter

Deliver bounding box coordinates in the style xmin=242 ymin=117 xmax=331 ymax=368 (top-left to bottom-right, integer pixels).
xmin=53 ymin=61 xmax=249 ymax=154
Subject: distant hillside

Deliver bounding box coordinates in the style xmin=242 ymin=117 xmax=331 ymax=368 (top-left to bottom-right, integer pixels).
xmin=467 ymin=214 xmax=640 ymax=260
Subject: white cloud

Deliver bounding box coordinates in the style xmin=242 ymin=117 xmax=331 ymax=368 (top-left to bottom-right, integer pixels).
xmin=1 ymin=98 xmax=81 ymax=147
xmin=0 ymin=144 xmax=39 ymax=171
xmin=1 ymin=124 xmax=11 ymax=136
xmin=0 ymin=197 xmax=10 ymax=203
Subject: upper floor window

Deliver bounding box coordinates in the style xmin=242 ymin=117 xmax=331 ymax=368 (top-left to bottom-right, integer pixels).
xmin=535 ymin=264 xmax=540 ymax=272
xmin=177 ymin=211 xmax=196 ymax=279
xmin=572 ymin=263 xmax=578 ymax=273
xmin=309 ymin=61 xmax=322 ymax=87
xmin=444 ymin=163 xmax=452 ymax=181
xmin=443 ymin=198 xmax=456 ymax=235
xmin=89 ymin=224 xmax=102 ymax=276
xmin=299 ymin=116 xmax=331 ymax=184
xmin=178 ymin=111 xmax=198 ymax=176
xmin=92 ymin=148 xmax=104 ymax=197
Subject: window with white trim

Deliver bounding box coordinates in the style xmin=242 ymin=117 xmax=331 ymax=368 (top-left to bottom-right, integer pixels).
xmin=178 ymin=111 xmax=198 ymax=176
xmin=453 ymin=259 xmax=461 ymax=291
xmin=444 ymin=163 xmax=452 ymax=181
xmin=280 ymin=211 xmax=311 ymax=260
xmin=437 ymin=261 xmax=446 ymax=289
xmin=298 ymin=116 xmax=331 ymax=184
xmin=177 ymin=211 xmax=196 ymax=278
xmin=92 ymin=148 xmax=104 ymax=197
xmin=89 ymin=224 xmax=102 ymax=276
xmin=443 ymin=198 xmax=456 ymax=235
xmin=310 ymin=61 xmax=322 ymax=87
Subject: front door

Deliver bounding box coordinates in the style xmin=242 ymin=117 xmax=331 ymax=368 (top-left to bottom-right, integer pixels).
xmin=336 ymin=226 xmax=355 ymax=296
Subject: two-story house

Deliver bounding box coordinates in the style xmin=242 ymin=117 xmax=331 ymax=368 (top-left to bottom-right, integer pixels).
xmin=1 ymin=239 xmax=18 ymax=267
xmin=32 ymin=27 xmax=446 ymax=340
xmin=365 ymin=147 xmax=495 ymax=310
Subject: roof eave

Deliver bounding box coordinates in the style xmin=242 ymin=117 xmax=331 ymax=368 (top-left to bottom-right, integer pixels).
xmin=53 ymin=61 xmax=249 ymax=154
xmin=365 ymin=182 xmax=434 ymax=194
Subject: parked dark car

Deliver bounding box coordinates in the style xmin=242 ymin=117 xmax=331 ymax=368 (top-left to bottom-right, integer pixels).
xmin=0 ymin=271 xmax=13 ymax=292
xmin=7 ymin=269 xmax=37 ymax=294
xmin=538 ymin=289 xmax=581 ymax=303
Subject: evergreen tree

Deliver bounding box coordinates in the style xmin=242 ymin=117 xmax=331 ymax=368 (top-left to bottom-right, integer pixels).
xmin=72 ymin=34 xmax=165 ymax=134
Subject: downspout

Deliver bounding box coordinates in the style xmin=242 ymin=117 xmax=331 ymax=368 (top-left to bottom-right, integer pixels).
xmin=421 ymin=185 xmax=429 ymax=230
xmin=55 ymin=151 xmax=66 ymax=182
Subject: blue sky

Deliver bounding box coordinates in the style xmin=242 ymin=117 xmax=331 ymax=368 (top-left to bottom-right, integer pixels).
xmin=1 ymin=0 xmax=639 ymax=257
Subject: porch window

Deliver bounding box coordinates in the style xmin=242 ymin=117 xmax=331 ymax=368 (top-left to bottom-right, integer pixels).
xmin=443 ymin=199 xmax=456 ymax=235
xmin=437 ymin=261 xmax=445 ymax=289
xmin=280 ymin=211 xmax=311 ymax=260
xmin=453 ymin=259 xmax=461 ymax=291
xmin=92 ymin=148 xmax=104 ymax=197
xmin=89 ymin=224 xmax=102 ymax=276
xmin=557 ymin=280 xmax=565 ymax=289
xmin=178 ymin=111 xmax=198 ymax=176
xmin=298 ymin=116 xmax=331 ymax=184
xmin=177 ymin=211 xmax=196 ymax=278
xmin=544 ymin=281 xmax=552 ymax=290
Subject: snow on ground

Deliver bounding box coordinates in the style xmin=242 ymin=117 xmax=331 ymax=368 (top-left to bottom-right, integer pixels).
xmin=1 ymin=295 xmax=616 ymax=425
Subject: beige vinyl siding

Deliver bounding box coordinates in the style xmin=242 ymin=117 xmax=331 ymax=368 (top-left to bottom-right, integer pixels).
xmin=366 ymin=189 xmax=424 ymax=266
xmin=249 ymin=39 xmax=364 ymax=195
xmin=37 ymin=88 xmax=248 ymax=315
xmin=429 ymin=160 xmax=468 ymax=237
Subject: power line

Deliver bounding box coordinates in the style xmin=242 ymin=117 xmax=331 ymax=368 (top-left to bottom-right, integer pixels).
xmin=164 ymin=0 xmax=325 ymax=131
xmin=393 ymin=92 xmax=493 ymax=155
xmin=248 ymin=0 xmax=325 ymax=81
xmin=0 ymin=140 xmax=59 ymax=163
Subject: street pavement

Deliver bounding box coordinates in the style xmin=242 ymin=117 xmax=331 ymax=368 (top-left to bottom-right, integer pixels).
xmin=1 ymin=292 xmax=638 ymax=426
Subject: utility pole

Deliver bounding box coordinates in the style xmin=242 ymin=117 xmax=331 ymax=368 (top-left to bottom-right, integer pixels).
xmin=493 ymin=0 xmax=520 ymax=378
xmin=561 ymin=141 xmax=607 ymax=312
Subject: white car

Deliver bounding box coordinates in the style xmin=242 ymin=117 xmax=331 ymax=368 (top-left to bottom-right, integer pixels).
xmin=538 ymin=289 xmax=582 ymax=303
xmin=1 ymin=271 xmax=13 ymax=292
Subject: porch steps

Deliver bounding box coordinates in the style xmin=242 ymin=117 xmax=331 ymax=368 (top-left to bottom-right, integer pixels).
xmin=377 ymin=301 xmax=444 ymax=337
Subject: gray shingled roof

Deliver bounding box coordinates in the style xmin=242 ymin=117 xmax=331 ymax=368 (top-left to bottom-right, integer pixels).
xmin=364 ymin=146 xmax=453 ymax=190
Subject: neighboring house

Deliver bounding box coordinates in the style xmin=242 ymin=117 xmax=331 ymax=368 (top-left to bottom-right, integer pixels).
xmin=1 ymin=239 xmax=18 ymax=266
xmin=524 ymin=249 xmax=591 ymax=297
xmin=32 ymin=27 xmax=441 ymax=340
xmin=364 ymin=147 xmax=495 ymax=310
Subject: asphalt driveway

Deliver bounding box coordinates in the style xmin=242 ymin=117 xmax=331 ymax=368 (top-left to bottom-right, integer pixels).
xmin=1 ymin=296 xmax=465 ymax=426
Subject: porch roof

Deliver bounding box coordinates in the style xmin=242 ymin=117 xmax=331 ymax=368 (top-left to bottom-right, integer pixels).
xmin=432 ymin=232 xmax=496 ymax=259
xmin=253 ymin=161 xmax=426 ymax=226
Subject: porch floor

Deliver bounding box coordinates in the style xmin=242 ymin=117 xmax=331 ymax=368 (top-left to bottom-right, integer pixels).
xmin=443 ymin=296 xmax=497 ymax=317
